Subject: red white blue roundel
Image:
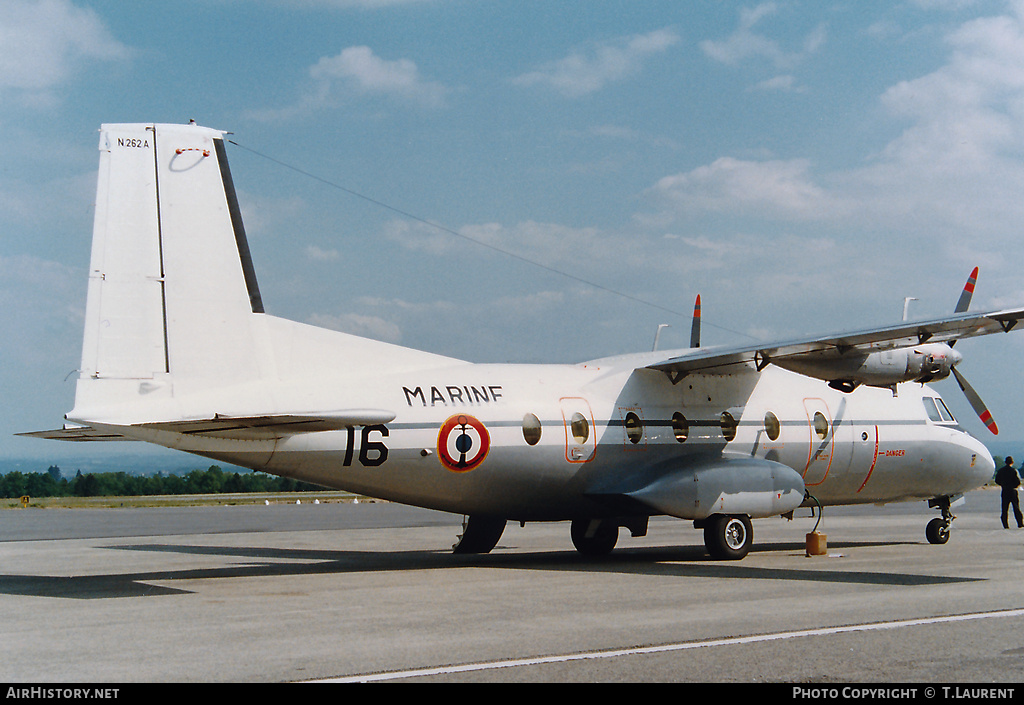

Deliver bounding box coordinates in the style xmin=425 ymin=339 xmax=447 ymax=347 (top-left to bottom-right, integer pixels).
xmin=437 ymin=414 xmax=490 ymax=472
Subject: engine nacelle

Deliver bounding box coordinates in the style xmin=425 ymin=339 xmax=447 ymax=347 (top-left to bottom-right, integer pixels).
xmin=775 ymin=342 xmax=961 ymax=391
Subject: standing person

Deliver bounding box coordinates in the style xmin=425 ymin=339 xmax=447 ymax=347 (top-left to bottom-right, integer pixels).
xmin=995 ymin=456 xmax=1023 ymax=529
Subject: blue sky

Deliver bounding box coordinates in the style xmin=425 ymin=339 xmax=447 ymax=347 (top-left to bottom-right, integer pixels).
xmin=4 ymin=0 xmax=1024 ymax=463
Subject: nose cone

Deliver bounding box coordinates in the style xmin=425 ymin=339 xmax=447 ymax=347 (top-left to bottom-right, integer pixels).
xmin=961 ymin=431 xmax=995 ymax=490
xmin=949 ymin=347 xmax=963 ymax=367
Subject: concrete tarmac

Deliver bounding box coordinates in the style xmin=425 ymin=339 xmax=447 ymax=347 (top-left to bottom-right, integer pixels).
xmin=1 ymin=489 xmax=1022 ymax=684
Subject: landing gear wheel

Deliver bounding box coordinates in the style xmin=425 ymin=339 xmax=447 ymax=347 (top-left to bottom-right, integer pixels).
xmin=452 ymin=515 xmax=507 ymax=554
xmin=926 ymin=495 xmax=956 ymax=545
xmin=704 ymin=514 xmax=753 ymax=560
xmin=926 ymin=517 xmax=950 ymax=545
xmin=571 ymin=518 xmax=619 ymax=556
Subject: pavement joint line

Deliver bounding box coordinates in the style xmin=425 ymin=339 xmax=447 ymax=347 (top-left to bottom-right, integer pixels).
xmin=309 ymin=607 xmax=1024 ymax=683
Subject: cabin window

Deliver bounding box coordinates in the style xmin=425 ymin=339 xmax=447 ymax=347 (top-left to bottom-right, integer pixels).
xmin=523 ymin=413 xmax=542 ymax=446
xmin=624 ymin=412 xmax=643 ymax=444
xmin=764 ymin=411 xmax=781 ymax=441
xmin=672 ymin=412 xmax=689 ymax=443
xmin=570 ymin=412 xmax=590 ymax=445
xmin=721 ymin=411 xmax=738 ymax=442
xmin=813 ymin=411 xmax=829 ymax=440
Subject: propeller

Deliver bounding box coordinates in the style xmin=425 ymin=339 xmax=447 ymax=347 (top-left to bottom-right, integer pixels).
xmin=954 ymin=266 xmax=978 ymax=314
xmin=947 ymin=266 xmax=998 ymax=434
xmin=951 ymin=366 xmax=999 ymax=435
xmin=690 ymin=294 xmax=701 ymax=349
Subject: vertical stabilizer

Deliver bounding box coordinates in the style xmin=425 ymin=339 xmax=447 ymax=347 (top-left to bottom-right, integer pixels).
xmin=75 ymin=123 xmax=267 ymax=413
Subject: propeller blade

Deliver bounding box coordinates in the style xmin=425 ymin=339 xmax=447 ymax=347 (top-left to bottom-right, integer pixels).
xmin=955 ymin=266 xmax=979 ymax=314
xmin=690 ymin=294 xmax=701 ymax=349
xmin=951 ymin=366 xmax=998 ymax=435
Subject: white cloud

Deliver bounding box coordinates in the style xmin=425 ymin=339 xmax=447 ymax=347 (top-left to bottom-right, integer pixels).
xmin=656 ymin=3 xmax=1024 ymax=251
xmin=310 ymin=45 xmax=449 ymax=108
xmin=849 ymin=3 xmax=1024 ymax=236
xmin=513 ymin=28 xmax=679 ymax=98
xmin=751 ymin=74 xmax=806 ymax=93
xmin=700 ymin=2 xmax=825 ymax=69
xmin=304 ymin=245 xmax=340 ymax=261
xmin=306 ymin=311 xmax=402 ymax=343
xmin=909 ymin=0 xmax=984 ymax=10
xmin=0 ymin=0 xmax=129 ymax=105
xmin=650 ymin=157 xmax=840 ymax=221
xmin=279 ymin=0 xmax=437 ymax=7
xmin=248 ymin=44 xmax=450 ymax=121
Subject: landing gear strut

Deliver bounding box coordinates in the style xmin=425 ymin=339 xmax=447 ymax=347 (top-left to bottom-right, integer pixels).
xmin=926 ymin=496 xmax=955 ymax=545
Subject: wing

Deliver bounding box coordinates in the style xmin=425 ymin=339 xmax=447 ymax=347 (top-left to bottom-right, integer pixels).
xmin=647 ymin=307 xmax=1024 ymax=380
xmin=18 ymin=409 xmax=396 ymax=442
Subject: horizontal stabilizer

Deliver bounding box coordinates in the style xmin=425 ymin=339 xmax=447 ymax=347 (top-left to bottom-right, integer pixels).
xmin=20 ymin=409 xmax=396 ymax=443
xmin=138 ymin=410 xmax=397 ymax=439
xmin=18 ymin=425 xmax=129 ymax=442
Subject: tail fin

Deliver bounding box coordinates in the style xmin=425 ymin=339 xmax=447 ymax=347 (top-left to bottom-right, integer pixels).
xmin=57 ymin=122 xmax=463 ymax=431
xmin=75 ymin=123 xmax=267 ymax=410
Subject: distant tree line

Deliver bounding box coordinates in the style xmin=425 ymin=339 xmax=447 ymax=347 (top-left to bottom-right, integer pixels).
xmin=0 ymin=465 xmax=325 ymax=499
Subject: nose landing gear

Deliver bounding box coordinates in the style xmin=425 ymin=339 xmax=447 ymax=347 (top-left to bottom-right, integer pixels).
xmin=926 ymin=495 xmax=959 ymax=545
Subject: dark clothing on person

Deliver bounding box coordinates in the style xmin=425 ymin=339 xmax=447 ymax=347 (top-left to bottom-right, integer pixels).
xmin=995 ymin=462 xmax=1023 ymax=529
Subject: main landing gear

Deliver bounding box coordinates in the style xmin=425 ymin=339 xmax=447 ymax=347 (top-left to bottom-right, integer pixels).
xmin=570 ymin=518 xmax=620 ymax=556
xmin=454 ymin=513 xmax=753 ymax=560
xmin=452 ymin=515 xmax=507 ymax=554
xmin=926 ymin=496 xmax=956 ymax=545
xmin=569 ymin=516 xmax=649 ymax=556
xmin=697 ymin=514 xmax=754 ymax=560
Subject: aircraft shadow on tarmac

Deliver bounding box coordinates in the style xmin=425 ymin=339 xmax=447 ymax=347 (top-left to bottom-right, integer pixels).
xmin=0 ymin=540 xmax=979 ymax=600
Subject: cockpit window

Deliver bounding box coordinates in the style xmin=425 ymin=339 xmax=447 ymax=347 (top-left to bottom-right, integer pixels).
xmin=924 ymin=397 xmax=957 ymax=423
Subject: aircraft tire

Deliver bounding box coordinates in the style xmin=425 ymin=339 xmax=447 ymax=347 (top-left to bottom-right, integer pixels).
xmin=570 ymin=518 xmax=619 ymax=556
xmin=452 ymin=515 xmax=507 ymax=554
xmin=704 ymin=514 xmax=753 ymax=560
xmin=926 ymin=517 xmax=950 ymax=545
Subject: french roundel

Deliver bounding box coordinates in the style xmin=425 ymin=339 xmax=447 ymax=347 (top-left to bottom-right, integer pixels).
xmin=437 ymin=414 xmax=490 ymax=473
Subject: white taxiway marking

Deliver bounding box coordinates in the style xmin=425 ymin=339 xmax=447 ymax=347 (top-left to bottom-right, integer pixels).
xmin=312 ymin=608 xmax=1024 ymax=683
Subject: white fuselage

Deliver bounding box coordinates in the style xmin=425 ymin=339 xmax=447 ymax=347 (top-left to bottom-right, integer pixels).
xmin=105 ymin=354 xmax=994 ymax=521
